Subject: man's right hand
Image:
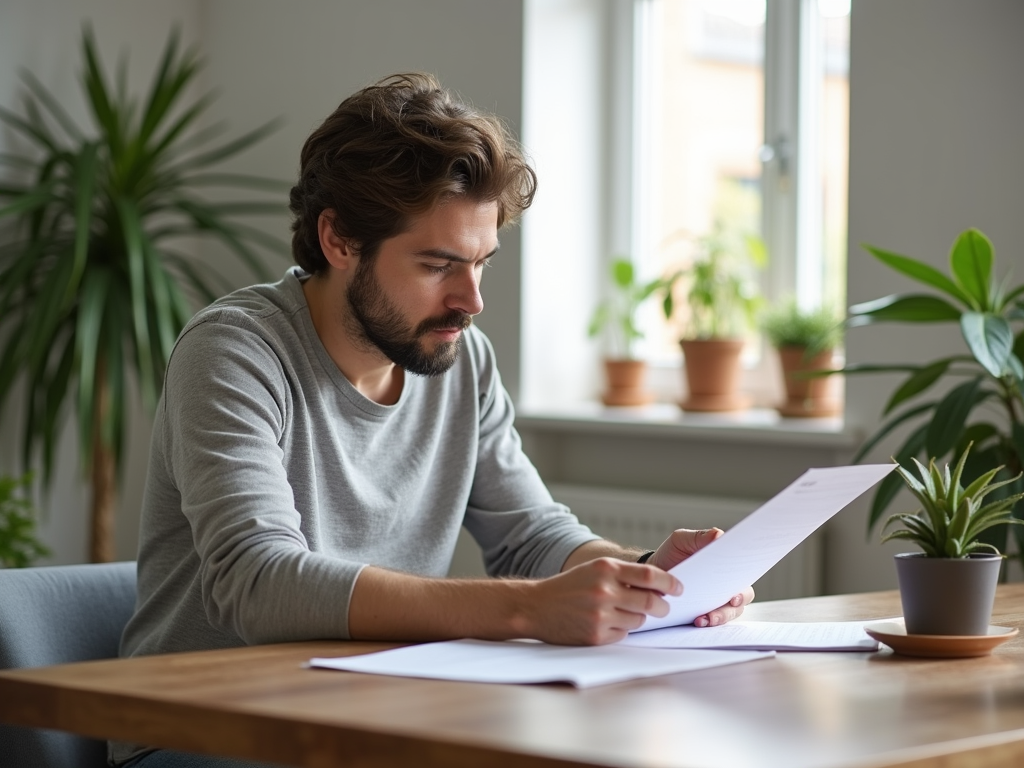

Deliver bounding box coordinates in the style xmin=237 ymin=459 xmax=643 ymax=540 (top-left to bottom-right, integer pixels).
xmin=517 ymin=557 xmax=683 ymax=645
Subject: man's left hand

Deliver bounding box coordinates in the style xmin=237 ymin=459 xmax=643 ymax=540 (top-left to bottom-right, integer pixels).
xmin=647 ymin=527 xmax=754 ymax=628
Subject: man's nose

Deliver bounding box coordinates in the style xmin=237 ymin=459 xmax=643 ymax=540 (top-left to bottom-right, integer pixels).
xmin=446 ymin=267 xmax=484 ymax=316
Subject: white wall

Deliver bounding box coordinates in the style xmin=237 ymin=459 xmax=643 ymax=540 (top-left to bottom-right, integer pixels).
xmin=520 ymin=0 xmax=611 ymax=407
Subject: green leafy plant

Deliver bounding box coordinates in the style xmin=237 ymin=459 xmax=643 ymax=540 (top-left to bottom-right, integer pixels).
xmin=0 ymin=472 xmax=50 ymax=568
xmin=664 ymin=221 xmax=766 ymax=339
xmin=0 ymin=27 xmax=287 ymax=562
xmin=588 ymin=257 xmax=674 ymax=359
xmin=761 ymin=298 xmax=843 ymax=352
xmin=882 ymin=444 xmax=1024 ymax=558
xmin=843 ymin=228 xmax=1024 ymax=561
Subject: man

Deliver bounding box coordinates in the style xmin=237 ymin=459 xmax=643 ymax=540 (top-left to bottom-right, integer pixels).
xmin=114 ymin=73 xmax=752 ymax=767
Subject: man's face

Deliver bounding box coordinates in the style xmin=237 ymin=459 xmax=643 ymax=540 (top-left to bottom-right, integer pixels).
xmin=346 ymin=198 xmax=498 ymax=376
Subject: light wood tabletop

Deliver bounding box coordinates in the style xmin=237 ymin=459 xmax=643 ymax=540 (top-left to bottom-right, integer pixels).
xmin=3 ymin=585 xmax=1024 ymax=768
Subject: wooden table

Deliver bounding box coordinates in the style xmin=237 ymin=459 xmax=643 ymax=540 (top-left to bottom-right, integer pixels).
xmin=3 ymin=586 xmax=1024 ymax=768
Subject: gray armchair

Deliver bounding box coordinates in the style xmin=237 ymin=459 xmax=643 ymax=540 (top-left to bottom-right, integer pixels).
xmin=0 ymin=561 xmax=137 ymax=767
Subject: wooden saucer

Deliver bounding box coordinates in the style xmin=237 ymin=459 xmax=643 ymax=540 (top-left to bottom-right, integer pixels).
xmin=864 ymin=620 xmax=1018 ymax=658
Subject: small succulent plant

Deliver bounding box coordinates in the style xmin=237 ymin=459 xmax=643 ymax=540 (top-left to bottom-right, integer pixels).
xmin=882 ymin=444 xmax=1024 ymax=558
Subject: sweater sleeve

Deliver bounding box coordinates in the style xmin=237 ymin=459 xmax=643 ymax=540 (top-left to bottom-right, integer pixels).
xmin=161 ymin=317 xmax=364 ymax=643
xmin=461 ymin=332 xmax=600 ymax=578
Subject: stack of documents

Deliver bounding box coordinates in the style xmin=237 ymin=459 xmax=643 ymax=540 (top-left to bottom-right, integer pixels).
xmin=618 ymin=620 xmax=881 ymax=652
xmin=310 ymin=464 xmax=894 ymax=688
xmin=310 ymin=641 xmax=773 ymax=688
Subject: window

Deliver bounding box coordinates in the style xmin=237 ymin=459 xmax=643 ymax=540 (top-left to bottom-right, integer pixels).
xmin=633 ymin=0 xmax=850 ymax=366
xmin=518 ymin=0 xmax=849 ymax=408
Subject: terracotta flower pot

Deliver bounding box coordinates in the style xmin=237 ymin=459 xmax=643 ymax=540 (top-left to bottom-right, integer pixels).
xmin=679 ymin=338 xmax=751 ymax=412
xmin=776 ymin=346 xmax=841 ymax=418
xmin=894 ymin=552 xmax=1002 ymax=635
xmin=600 ymin=359 xmax=653 ymax=407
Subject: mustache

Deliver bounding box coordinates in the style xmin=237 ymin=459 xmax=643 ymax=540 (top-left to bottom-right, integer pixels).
xmin=416 ymin=312 xmax=473 ymax=335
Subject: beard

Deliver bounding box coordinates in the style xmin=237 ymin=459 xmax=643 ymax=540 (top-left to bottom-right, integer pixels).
xmin=346 ymin=259 xmax=472 ymax=377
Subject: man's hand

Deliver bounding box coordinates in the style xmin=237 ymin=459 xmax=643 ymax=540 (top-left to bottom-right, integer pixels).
xmin=520 ymin=557 xmax=683 ymax=645
xmin=649 ymin=527 xmax=754 ymax=628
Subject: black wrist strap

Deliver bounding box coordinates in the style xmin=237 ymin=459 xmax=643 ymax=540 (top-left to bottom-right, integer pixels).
xmin=636 ymin=550 xmax=656 ymax=564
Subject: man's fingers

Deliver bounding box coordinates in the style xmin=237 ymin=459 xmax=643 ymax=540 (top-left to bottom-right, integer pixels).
xmin=613 ymin=607 xmax=653 ymax=632
xmin=693 ymin=587 xmax=754 ymax=627
xmin=619 ymin=562 xmax=683 ymax=596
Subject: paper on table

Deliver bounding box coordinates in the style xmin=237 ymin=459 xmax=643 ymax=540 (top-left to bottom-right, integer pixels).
xmin=618 ymin=620 xmax=882 ymax=651
xmin=309 ymin=639 xmax=774 ymax=688
xmin=635 ymin=463 xmax=896 ymax=633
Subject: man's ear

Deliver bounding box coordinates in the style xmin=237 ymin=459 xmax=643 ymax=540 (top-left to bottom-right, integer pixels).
xmin=317 ymin=211 xmax=358 ymax=271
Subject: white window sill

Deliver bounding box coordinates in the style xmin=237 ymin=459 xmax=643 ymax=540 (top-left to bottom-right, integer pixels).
xmin=515 ymin=401 xmax=861 ymax=450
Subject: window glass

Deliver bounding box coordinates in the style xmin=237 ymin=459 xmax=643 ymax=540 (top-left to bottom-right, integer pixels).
xmin=635 ymin=0 xmax=766 ymax=362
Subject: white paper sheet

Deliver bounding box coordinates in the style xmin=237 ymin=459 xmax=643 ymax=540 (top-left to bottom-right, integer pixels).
xmin=618 ymin=620 xmax=882 ymax=651
xmin=635 ymin=463 xmax=896 ymax=633
xmin=309 ymin=639 xmax=774 ymax=688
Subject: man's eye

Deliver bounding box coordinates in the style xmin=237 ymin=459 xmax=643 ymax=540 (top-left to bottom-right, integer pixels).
xmin=425 ymin=263 xmax=451 ymax=275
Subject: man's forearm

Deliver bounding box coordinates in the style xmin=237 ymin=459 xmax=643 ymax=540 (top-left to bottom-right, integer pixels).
xmin=348 ymin=565 xmax=537 ymax=642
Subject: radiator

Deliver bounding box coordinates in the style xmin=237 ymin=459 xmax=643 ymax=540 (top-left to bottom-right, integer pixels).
xmin=448 ymin=483 xmax=823 ymax=601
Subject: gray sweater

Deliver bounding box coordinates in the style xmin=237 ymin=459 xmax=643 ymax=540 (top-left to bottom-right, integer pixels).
xmin=112 ymin=268 xmax=598 ymax=763
xmin=121 ymin=268 xmax=597 ymax=660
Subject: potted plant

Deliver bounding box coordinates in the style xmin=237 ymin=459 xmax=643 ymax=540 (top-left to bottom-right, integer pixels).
xmin=0 ymin=472 xmax=50 ymax=568
xmin=841 ymin=227 xmax=1024 ymax=572
xmin=882 ymin=444 xmax=1023 ymax=635
xmin=664 ymin=221 xmax=765 ymax=412
xmin=0 ymin=27 xmax=286 ymax=562
xmin=761 ymin=299 xmax=843 ymax=417
xmin=588 ymin=257 xmax=673 ymax=406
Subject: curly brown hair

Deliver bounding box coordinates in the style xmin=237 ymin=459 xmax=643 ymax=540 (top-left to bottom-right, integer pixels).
xmin=289 ymin=73 xmax=537 ymax=274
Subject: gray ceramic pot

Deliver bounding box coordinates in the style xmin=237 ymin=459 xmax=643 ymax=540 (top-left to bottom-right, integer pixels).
xmin=894 ymin=552 xmax=1002 ymax=635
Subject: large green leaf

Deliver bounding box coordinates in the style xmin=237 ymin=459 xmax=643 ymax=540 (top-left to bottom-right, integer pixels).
xmin=81 ymin=26 xmax=122 ymax=154
xmin=853 ymin=400 xmax=937 ymax=464
xmin=950 ymin=228 xmax=993 ymax=311
xmin=0 ymin=103 xmax=60 ymax=154
xmin=19 ymin=70 xmax=85 ymax=143
xmin=883 ymin=358 xmax=954 ymax=415
xmin=863 ymin=245 xmax=972 ymax=307
xmin=867 ymin=423 xmax=929 ymax=532
xmin=66 ymin=142 xmax=100 ymax=308
xmin=0 ymin=180 xmax=59 ymax=220
xmin=169 ymin=118 xmax=283 ymax=173
xmin=41 ymin=332 xmax=76 ymax=482
xmin=847 ymin=294 xmax=962 ymax=324
xmin=170 ymin=199 xmax=276 ymax=282
xmin=924 ymin=377 xmax=986 ymax=459
xmin=137 ymin=28 xmax=195 ymax=146
xmin=115 ymin=196 xmax=157 ymax=408
xmin=181 ymin=172 xmax=293 ymax=192
xmin=74 ymin=269 xmax=110 ymax=464
xmin=1011 ymin=422 xmax=1024 ymax=474
xmin=956 ymin=422 xmax=1000 ymax=458
xmin=960 ymin=312 xmax=1013 ymax=378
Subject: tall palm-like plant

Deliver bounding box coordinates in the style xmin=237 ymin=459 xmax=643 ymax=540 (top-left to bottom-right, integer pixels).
xmin=0 ymin=27 xmax=287 ymax=562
